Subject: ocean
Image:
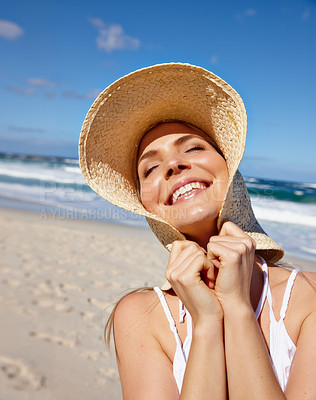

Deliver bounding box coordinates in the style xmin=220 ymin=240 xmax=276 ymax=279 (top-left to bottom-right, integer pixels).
xmin=0 ymin=152 xmax=315 ymax=262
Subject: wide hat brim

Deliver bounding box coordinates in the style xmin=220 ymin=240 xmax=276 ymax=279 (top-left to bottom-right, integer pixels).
xmin=79 ymin=63 xmax=284 ymax=286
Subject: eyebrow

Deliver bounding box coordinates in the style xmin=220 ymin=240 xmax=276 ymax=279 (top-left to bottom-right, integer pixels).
xmin=138 ymin=149 xmax=158 ymax=163
xmin=138 ymin=134 xmax=199 ymax=163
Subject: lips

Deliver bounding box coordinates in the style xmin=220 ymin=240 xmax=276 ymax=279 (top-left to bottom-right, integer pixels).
xmin=167 ymin=179 xmax=210 ymax=205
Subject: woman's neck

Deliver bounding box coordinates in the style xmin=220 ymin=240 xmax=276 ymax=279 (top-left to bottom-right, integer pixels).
xmin=184 ymin=221 xmax=219 ymax=250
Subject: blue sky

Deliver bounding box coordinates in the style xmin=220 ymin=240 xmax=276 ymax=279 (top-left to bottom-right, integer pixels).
xmin=0 ymin=0 xmax=315 ymax=182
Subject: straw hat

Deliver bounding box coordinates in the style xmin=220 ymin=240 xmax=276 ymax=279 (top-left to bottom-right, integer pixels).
xmin=79 ymin=63 xmax=284 ymax=277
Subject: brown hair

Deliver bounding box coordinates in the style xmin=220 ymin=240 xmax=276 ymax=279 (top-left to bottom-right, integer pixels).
xmin=138 ymin=119 xmax=225 ymax=159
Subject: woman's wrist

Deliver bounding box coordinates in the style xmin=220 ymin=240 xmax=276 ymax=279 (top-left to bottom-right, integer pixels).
xmin=222 ymin=299 xmax=254 ymax=322
xmin=193 ymin=316 xmax=224 ymax=339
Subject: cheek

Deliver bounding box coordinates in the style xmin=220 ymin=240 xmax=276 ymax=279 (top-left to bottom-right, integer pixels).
xmin=140 ymin=179 xmax=160 ymax=211
xmin=197 ymin=154 xmax=229 ymax=199
xmin=197 ymin=153 xmax=228 ymax=179
xmin=214 ymin=163 xmax=229 ymax=201
xmin=215 ymin=158 xmax=229 ymax=184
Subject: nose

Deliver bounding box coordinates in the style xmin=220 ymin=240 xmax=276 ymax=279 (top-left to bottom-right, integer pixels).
xmin=164 ymin=157 xmax=191 ymax=179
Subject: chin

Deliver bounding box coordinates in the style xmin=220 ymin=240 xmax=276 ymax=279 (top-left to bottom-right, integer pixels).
xmin=168 ymin=206 xmax=220 ymax=238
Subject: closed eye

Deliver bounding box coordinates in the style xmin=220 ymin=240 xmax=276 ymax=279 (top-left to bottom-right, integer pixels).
xmin=185 ymin=145 xmax=205 ymax=153
xmin=144 ymin=165 xmax=158 ymax=177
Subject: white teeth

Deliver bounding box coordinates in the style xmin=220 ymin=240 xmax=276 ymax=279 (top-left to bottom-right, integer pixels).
xmin=171 ymin=182 xmax=207 ymax=204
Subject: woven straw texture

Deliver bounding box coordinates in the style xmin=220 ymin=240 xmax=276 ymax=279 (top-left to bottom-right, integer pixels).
xmin=79 ymin=63 xmax=284 ymax=264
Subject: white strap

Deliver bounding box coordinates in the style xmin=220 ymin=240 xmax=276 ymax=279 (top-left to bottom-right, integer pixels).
xmin=178 ymin=300 xmax=193 ymax=338
xmin=279 ymin=269 xmax=299 ymax=320
xmin=179 ymin=299 xmax=185 ymax=323
xmin=153 ymin=287 xmax=184 ymax=351
xmin=255 ymin=255 xmax=269 ymax=319
xmin=266 ymin=284 xmax=277 ymax=323
xmin=266 ymin=269 xmax=299 ymax=322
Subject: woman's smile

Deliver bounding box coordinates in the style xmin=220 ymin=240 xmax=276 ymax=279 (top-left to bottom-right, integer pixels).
xmin=167 ymin=179 xmax=210 ymax=206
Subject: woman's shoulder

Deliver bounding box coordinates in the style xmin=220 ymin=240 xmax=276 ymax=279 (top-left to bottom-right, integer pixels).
xmin=268 ymin=264 xmax=316 ymax=315
xmin=268 ymin=263 xmax=316 ymax=289
xmin=114 ymin=289 xmax=159 ymax=325
xmin=113 ymin=288 xmax=180 ymax=327
xmin=112 ymin=289 xmax=161 ymax=355
xmin=293 ymin=269 xmax=316 ymax=311
xmin=113 ymin=288 xmax=182 ymax=358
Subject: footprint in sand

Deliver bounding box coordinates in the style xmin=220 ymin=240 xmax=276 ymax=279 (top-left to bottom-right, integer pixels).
xmin=80 ymin=310 xmax=94 ymax=320
xmin=29 ymin=331 xmax=76 ymax=348
xmin=87 ymin=297 xmax=109 ymax=310
xmin=98 ymin=366 xmax=119 ymax=382
xmin=0 ymin=355 xmax=46 ymax=390
xmin=79 ymin=311 xmax=100 ymax=331
xmin=32 ymin=298 xmax=73 ymax=313
xmin=79 ymin=349 xmax=101 ymax=361
xmin=30 ymin=280 xmax=65 ymax=298
xmin=59 ymin=282 xmax=83 ymax=292
xmin=29 ymin=331 xmax=104 ymax=363
xmin=90 ymin=280 xmax=111 ymax=289
xmin=1 ymin=279 xmax=23 ymax=289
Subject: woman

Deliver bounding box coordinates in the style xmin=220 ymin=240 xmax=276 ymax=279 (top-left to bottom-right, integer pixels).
xmin=79 ymin=63 xmax=316 ymax=399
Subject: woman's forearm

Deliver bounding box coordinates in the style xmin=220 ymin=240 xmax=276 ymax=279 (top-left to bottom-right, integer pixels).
xmin=180 ymin=320 xmax=227 ymax=400
xmin=223 ymin=303 xmax=285 ymax=400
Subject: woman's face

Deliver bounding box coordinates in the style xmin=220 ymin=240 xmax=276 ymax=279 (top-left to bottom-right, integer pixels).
xmin=137 ymin=122 xmax=229 ymax=240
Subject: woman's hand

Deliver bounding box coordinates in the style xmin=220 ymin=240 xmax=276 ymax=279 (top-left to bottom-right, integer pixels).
xmin=207 ymin=221 xmax=256 ymax=312
xmin=165 ymin=240 xmax=223 ymax=325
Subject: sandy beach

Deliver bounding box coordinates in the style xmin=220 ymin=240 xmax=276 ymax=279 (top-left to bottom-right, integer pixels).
xmin=0 ymin=207 xmax=315 ymax=400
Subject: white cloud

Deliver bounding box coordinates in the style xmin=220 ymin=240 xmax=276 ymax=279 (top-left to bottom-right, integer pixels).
xmin=5 ymin=85 xmax=35 ymax=96
xmin=89 ymin=17 xmax=104 ymax=29
xmin=89 ymin=18 xmax=140 ymax=52
xmin=235 ymin=9 xmax=258 ymax=21
xmin=62 ymin=90 xmax=85 ymax=100
xmin=44 ymin=92 xmax=56 ymax=99
xmin=210 ymin=55 xmax=218 ymax=65
xmin=302 ymin=9 xmax=310 ymax=20
xmin=244 ymin=9 xmax=257 ymax=17
xmin=9 ymin=125 xmax=45 ymax=134
xmin=86 ymin=88 xmax=102 ymax=99
xmin=62 ymin=88 xmax=101 ymax=100
xmin=27 ymin=78 xmax=56 ymax=88
xmin=0 ymin=19 xmax=24 ymax=40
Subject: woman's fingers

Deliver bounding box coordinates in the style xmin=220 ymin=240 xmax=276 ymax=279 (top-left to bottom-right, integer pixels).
xmin=167 ymin=242 xmax=202 ymax=279
xmin=219 ymin=221 xmax=256 ymax=246
xmin=208 ymin=221 xmax=256 ymax=265
xmin=207 ymin=241 xmax=237 ymax=265
xmin=201 ymin=257 xmax=216 ymax=289
xmin=211 ymin=234 xmax=256 ymax=247
xmin=207 ymin=238 xmax=256 ymax=261
xmin=166 ymin=240 xmax=216 ymax=289
xmin=168 ymin=240 xmax=201 ymax=265
xmin=165 ymin=240 xmax=223 ymax=322
xmin=219 ymin=221 xmax=248 ymax=238
xmin=166 ymin=251 xmax=203 ymax=284
xmin=206 ymin=235 xmax=256 ymax=311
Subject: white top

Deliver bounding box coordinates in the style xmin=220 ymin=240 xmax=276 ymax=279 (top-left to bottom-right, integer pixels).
xmin=154 ymin=257 xmax=299 ymax=393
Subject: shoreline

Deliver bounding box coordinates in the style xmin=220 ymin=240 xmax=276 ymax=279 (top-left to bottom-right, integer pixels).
xmin=0 ymin=206 xmax=315 ymax=399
